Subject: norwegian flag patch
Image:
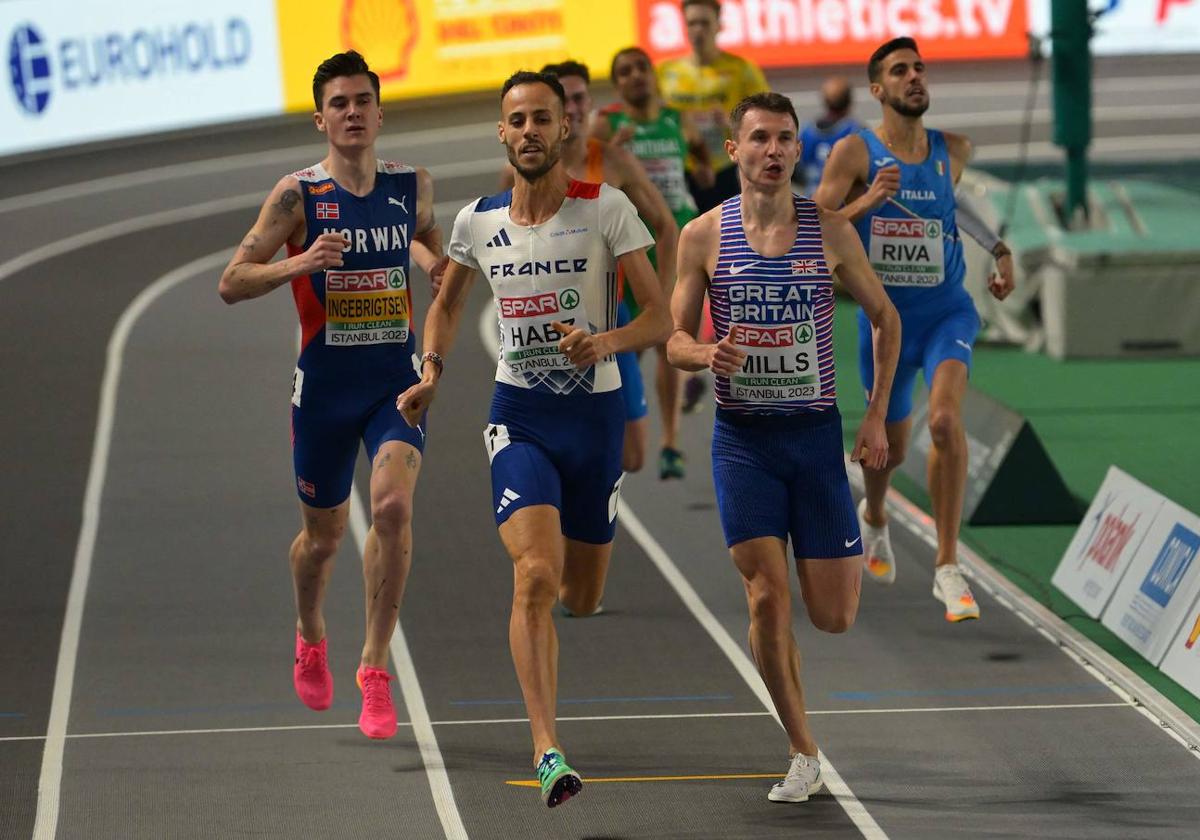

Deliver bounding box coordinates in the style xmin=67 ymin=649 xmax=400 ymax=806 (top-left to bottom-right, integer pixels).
xmin=791 ymin=259 xmax=822 ymax=275
xmin=315 ymin=202 xmax=339 ymax=220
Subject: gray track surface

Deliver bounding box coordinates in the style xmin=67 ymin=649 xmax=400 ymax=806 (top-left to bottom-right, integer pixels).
xmin=4 ymin=55 xmax=1200 ymax=840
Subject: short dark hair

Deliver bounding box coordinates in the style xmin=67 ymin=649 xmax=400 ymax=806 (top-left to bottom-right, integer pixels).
xmin=730 ymin=92 xmax=798 ymax=136
xmin=312 ymin=50 xmax=379 ymax=111
xmin=610 ymin=46 xmax=652 ymax=80
xmin=682 ymin=0 xmax=721 ymax=13
xmin=500 ymin=70 xmax=566 ymax=109
xmin=868 ymin=37 xmax=919 ymax=82
xmin=541 ymin=60 xmax=590 ymax=85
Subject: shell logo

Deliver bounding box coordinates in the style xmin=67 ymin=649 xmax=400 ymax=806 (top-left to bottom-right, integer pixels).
xmin=341 ymin=0 xmax=419 ymax=83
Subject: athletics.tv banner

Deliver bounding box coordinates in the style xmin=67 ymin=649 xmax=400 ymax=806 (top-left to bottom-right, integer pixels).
xmin=637 ymin=0 xmax=1030 ymax=66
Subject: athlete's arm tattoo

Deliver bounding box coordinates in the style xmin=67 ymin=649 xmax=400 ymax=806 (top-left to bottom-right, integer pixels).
xmin=405 ymin=450 xmax=418 ymax=470
xmin=239 ymin=233 xmax=260 ymax=256
xmin=272 ymin=189 xmax=301 ymax=218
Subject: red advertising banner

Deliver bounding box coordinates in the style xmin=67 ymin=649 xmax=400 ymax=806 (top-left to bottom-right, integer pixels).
xmin=637 ymin=0 xmax=1030 ymax=67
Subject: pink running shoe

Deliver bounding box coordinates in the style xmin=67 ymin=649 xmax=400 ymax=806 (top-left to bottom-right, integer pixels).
xmin=356 ymin=665 xmax=397 ymax=739
xmin=293 ymin=631 xmax=333 ymax=711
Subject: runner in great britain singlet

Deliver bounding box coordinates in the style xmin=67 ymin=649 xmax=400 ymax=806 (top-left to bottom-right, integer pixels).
xmin=287 ymin=160 xmax=426 ymax=507
xmin=707 ymin=193 xmax=860 ymax=559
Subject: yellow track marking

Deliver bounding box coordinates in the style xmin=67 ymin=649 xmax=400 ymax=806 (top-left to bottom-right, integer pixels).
xmin=505 ymin=772 xmax=780 ymax=787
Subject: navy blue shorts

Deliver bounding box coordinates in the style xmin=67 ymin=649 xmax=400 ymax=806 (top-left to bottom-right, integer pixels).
xmin=711 ymin=408 xmax=860 ymax=559
xmin=485 ymin=382 xmax=625 ymax=545
xmin=615 ymin=301 xmax=648 ymax=422
xmin=858 ymin=294 xmax=980 ymax=423
xmin=290 ymin=363 xmax=425 ymax=509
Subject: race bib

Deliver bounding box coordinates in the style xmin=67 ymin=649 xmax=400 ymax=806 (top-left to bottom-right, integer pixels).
xmin=727 ymin=322 xmax=822 ymax=403
xmin=324 ymin=266 xmax=410 ymax=345
xmin=868 ymin=217 xmax=944 ymax=287
xmin=639 ymin=156 xmax=693 ymax=214
xmin=497 ymin=288 xmax=589 ymax=374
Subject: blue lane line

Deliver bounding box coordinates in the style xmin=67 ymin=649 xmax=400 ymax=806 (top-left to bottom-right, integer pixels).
xmin=829 ymin=684 xmax=1110 ymax=702
xmin=450 ymin=694 xmax=735 ymax=707
xmin=98 ymin=700 xmax=359 ymax=717
xmin=0 ymin=712 xmax=26 ymax=718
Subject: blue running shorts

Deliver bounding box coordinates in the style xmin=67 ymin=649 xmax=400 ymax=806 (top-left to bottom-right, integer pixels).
xmin=291 ymin=365 xmax=426 ymax=509
xmin=858 ymin=294 xmax=980 ymax=423
xmin=711 ymin=408 xmax=860 ymax=559
xmin=615 ymin=301 xmax=648 ymax=422
xmin=485 ymin=382 xmax=625 ymax=545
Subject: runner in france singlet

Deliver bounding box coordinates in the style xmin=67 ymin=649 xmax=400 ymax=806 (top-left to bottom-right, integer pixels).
xmin=288 ymin=160 xmax=418 ymax=385
xmin=448 ymin=180 xmax=653 ymax=396
xmin=851 ymin=128 xmax=967 ymax=311
xmin=709 ymin=194 xmax=837 ymax=416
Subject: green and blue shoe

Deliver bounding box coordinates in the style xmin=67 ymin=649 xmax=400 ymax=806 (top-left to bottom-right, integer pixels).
xmin=536 ymin=748 xmax=582 ymax=808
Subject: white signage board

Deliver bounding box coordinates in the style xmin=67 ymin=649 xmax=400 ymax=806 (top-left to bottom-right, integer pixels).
xmin=2 ymin=0 xmax=282 ymax=157
xmin=1029 ymin=0 xmax=1200 ymax=55
xmin=1160 ymin=590 xmax=1200 ymax=701
xmin=1052 ymin=466 xmax=1164 ymax=618
xmin=1102 ymin=500 xmax=1200 ymax=666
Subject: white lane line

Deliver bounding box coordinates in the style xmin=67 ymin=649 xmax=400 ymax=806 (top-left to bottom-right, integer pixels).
xmin=617 ymin=502 xmax=888 ymax=839
xmin=2 ymin=701 xmax=1131 ymax=744
xmin=843 ymin=458 xmax=1200 ymax=761
xmin=973 ymin=133 xmax=1200 ymax=162
xmin=0 ymin=123 xmax=498 ymax=215
xmin=32 ymin=249 xmax=233 ymax=840
xmin=478 ymin=298 xmax=882 ymax=833
xmin=0 ymin=197 xmax=469 ymax=286
xmin=346 ymin=490 xmax=468 ymax=840
xmin=783 ymin=73 xmax=1200 ymax=107
xmin=5 ymin=71 xmax=1198 ymax=215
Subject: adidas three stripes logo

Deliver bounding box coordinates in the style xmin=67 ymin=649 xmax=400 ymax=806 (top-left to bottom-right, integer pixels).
xmin=496 ymin=488 xmax=520 ymax=514
xmin=485 ymin=228 xmax=513 ymax=248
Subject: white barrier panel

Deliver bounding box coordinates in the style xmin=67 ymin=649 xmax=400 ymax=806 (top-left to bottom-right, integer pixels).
xmin=1102 ymin=500 xmax=1200 ymax=666
xmin=2 ymin=0 xmax=282 ymax=157
xmin=1160 ymin=592 xmax=1200 ymax=701
xmin=1029 ymin=0 xmax=1200 ymax=55
xmin=1052 ymin=466 xmax=1164 ymax=618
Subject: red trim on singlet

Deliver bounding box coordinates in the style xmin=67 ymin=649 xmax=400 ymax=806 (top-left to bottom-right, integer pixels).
xmin=566 ymin=178 xmax=601 ymax=199
xmin=287 ymin=243 xmax=325 ymax=351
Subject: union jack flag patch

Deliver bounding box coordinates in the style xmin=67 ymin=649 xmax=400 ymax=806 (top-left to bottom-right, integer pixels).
xmin=791 ymin=259 xmax=822 ymax=275
xmin=315 ymin=202 xmax=339 ymax=220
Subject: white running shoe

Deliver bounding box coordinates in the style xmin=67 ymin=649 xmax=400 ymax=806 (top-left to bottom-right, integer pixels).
xmin=857 ymin=499 xmax=896 ymax=585
xmin=933 ymin=565 xmax=980 ymax=622
xmin=767 ymin=752 xmax=823 ymax=803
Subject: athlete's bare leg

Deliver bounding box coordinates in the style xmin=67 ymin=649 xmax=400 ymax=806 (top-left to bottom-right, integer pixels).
xmin=655 ymin=345 xmax=682 ymax=451
xmin=559 ymin=538 xmax=613 ymax=617
xmin=926 ymin=360 xmax=970 ymax=568
xmin=360 ymin=440 xmax=421 ymax=668
xmin=732 ymin=537 xmax=860 ymax=756
xmin=859 ymin=416 xmax=912 ymax=528
xmin=622 ymin=417 xmax=649 ymax=473
xmin=500 ymin=504 xmax=568 ymax=765
xmin=292 ymin=500 xmax=349 ymax=644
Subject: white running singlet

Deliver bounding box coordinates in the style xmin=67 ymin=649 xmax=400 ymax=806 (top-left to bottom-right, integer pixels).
xmin=449 ymin=180 xmax=652 ymax=395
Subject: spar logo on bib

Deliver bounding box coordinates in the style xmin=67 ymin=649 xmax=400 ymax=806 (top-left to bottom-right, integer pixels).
xmin=733 ymin=324 xmax=793 ymax=347
xmin=326 ymin=268 xmax=405 ymax=291
xmin=559 ymin=289 xmax=580 ymax=310
xmin=871 ymin=218 xmax=939 ymax=239
xmin=499 ymin=292 xmax=558 ymax=318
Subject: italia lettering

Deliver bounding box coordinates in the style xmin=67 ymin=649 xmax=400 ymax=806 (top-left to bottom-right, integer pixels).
xmin=489 ymin=258 xmax=588 ymax=279
xmin=899 ymin=189 xmax=936 ymax=201
xmin=881 ymin=243 xmax=931 ymax=262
